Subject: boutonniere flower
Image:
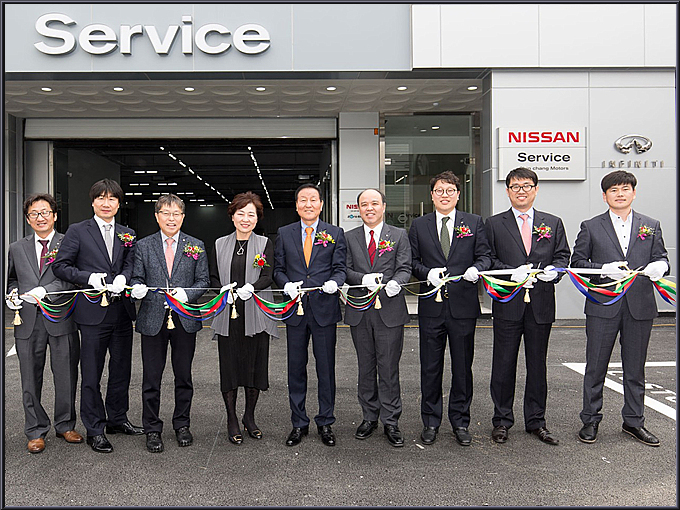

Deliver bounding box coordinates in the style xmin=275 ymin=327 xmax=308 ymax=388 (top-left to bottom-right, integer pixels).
xmin=314 ymin=230 xmax=335 ymax=247
xmin=117 ymin=232 xmax=135 ymax=247
xmin=42 ymin=248 xmax=59 ymax=265
xmin=252 ymin=253 xmax=270 ymax=268
xmin=533 ymin=223 xmax=552 ymax=241
xmin=454 ymin=225 xmax=473 ymax=238
xmin=377 ymin=239 xmax=395 ymax=256
xmin=638 ymin=225 xmax=655 ymax=240
xmin=183 ymin=243 xmax=204 ymax=260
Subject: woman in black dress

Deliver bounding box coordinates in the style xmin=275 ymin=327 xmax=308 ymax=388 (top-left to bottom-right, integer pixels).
xmin=209 ymin=192 xmax=277 ymax=444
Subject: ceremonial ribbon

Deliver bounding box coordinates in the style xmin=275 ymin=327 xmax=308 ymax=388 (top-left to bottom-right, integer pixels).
xmin=159 ymin=289 xmax=228 ymax=321
xmin=653 ymin=278 xmax=676 ymax=306
xmin=252 ymin=293 xmax=300 ymax=321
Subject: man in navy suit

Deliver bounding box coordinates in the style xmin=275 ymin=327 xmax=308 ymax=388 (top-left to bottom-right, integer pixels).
xmin=130 ymin=194 xmax=209 ymax=453
xmin=409 ymin=171 xmax=491 ymax=446
xmin=571 ymin=170 xmax=669 ymax=447
xmin=52 ymin=179 xmax=143 ymax=453
xmin=273 ymin=183 xmax=346 ymax=447
xmin=484 ymin=167 xmax=570 ymax=446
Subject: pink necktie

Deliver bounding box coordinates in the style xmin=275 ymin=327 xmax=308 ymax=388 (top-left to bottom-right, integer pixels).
xmin=519 ymin=214 xmax=532 ymax=255
xmin=368 ymin=230 xmax=376 ymax=265
xmin=165 ymin=238 xmax=174 ymax=277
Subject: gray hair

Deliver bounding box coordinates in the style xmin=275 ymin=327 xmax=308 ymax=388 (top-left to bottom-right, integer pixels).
xmin=155 ymin=193 xmax=185 ymax=214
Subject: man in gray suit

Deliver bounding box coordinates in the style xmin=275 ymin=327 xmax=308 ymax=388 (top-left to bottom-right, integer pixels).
xmin=344 ymin=189 xmax=411 ymax=447
xmin=571 ymin=170 xmax=669 ymax=447
xmin=6 ymin=193 xmax=82 ymax=453
xmin=129 ymin=194 xmax=210 ymax=453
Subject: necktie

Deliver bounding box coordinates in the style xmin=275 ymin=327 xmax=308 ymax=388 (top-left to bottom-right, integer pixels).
xmin=367 ymin=230 xmax=376 ymax=265
xmin=440 ymin=216 xmax=450 ymax=259
xmin=519 ymin=213 xmax=532 ymax=254
xmin=165 ymin=238 xmax=175 ymax=277
xmin=304 ymin=227 xmax=313 ymax=266
xmin=104 ymin=224 xmax=114 ymax=261
xmin=38 ymin=239 xmax=49 ymax=272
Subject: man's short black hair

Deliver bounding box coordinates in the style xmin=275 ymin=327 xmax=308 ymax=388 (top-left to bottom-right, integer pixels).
xmin=429 ymin=171 xmax=461 ymax=191
xmin=89 ymin=178 xmax=124 ymax=203
xmin=601 ymin=170 xmax=637 ymax=193
xmin=505 ymin=167 xmax=538 ymax=187
xmin=356 ymin=188 xmax=386 ymax=206
xmin=23 ymin=193 xmax=57 ymax=217
xmin=295 ymin=183 xmax=322 ymax=202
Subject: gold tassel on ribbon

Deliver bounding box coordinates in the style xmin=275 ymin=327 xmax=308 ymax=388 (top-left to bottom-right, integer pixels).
xmin=231 ymin=304 xmax=239 ymax=319
xmin=100 ymin=292 xmax=109 ymax=307
xmin=297 ymin=299 xmax=304 ymax=316
xmin=523 ymin=287 xmax=531 ymax=303
xmin=374 ymin=295 xmax=382 ymax=309
xmin=435 ymin=288 xmax=443 ymax=303
xmin=13 ymin=310 xmax=22 ymax=326
xmin=167 ymin=312 xmax=176 ymax=329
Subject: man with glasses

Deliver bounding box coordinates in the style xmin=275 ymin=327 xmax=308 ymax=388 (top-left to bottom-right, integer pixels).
xmin=6 ymin=194 xmax=82 ymax=453
xmin=129 ymin=194 xmax=209 ymax=453
xmin=409 ymin=171 xmax=491 ymax=446
xmin=484 ymin=167 xmax=570 ymax=446
xmin=52 ymin=179 xmax=143 ymax=453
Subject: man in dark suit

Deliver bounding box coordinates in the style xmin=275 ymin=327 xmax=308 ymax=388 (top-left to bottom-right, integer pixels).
xmin=571 ymin=170 xmax=669 ymax=447
xmin=52 ymin=179 xmax=143 ymax=453
xmin=6 ymin=193 xmax=82 ymax=453
xmin=273 ymin=183 xmax=346 ymax=447
xmin=129 ymin=194 xmax=209 ymax=453
xmin=344 ymin=189 xmax=411 ymax=448
xmin=484 ymin=167 xmax=570 ymax=446
xmin=409 ymin=171 xmax=492 ymax=446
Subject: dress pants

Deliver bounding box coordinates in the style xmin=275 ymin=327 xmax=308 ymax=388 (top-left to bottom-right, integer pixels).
xmin=141 ymin=310 xmax=196 ymax=433
xmin=490 ymin=302 xmax=552 ymax=430
xmin=350 ymin=308 xmax=403 ymax=426
xmin=78 ymin=301 xmax=134 ymax=436
xmin=286 ymin=312 xmax=337 ymax=428
xmin=581 ymin=302 xmax=653 ymax=428
xmin=418 ymin=309 xmax=476 ymax=429
xmin=15 ymin=314 xmax=80 ymax=440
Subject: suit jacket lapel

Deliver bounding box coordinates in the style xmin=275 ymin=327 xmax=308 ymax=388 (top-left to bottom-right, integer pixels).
xmin=627 ymin=211 xmax=642 ymax=264
xmin=112 ymin=225 xmax=124 ymax=264
xmin=501 ymin=209 xmax=526 ymax=255
xmin=373 ymin=225 xmax=389 ymax=268
xmin=426 ymin=214 xmax=445 ymax=260
xmin=172 ymin=233 xmax=187 ymax=276
xmin=87 ymin=219 xmax=112 ymax=266
xmin=22 ymin=235 xmax=41 ymax=279
xmin=152 ymin=231 xmax=170 ymax=280
xmin=41 ymin=234 xmax=62 ymax=276
xmin=308 ymin=221 xmax=325 ymax=267
xmin=600 ymin=213 xmax=625 ymax=259
xmin=295 ymin=223 xmax=308 ymax=267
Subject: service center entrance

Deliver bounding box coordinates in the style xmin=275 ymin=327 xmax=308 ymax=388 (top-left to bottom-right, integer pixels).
xmin=51 ymin=138 xmax=335 ymax=251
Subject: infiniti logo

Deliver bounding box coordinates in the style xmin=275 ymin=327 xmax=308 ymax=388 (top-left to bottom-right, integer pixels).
xmin=614 ymin=135 xmax=652 ymax=154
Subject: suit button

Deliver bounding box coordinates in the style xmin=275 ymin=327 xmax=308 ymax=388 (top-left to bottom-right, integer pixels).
xmin=307 ymin=275 xmax=310 ymax=279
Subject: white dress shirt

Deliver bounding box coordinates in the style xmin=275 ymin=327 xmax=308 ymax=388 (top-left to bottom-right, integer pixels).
xmin=511 ymin=207 xmax=534 ymax=234
xmin=93 ymin=214 xmax=115 ymax=243
xmin=609 ymin=209 xmax=633 ymax=255
xmin=363 ymin=221 xmax=383 ymax=248
xmin=435 ymin=210 xmax=456 ymax=241
xmin=34 ymin=229 xmax=56 ymax=266
xmin=161 ymin=231 xmax=180 ymax=256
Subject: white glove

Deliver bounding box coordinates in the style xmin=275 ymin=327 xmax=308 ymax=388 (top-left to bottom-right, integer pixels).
xmin=384 ymin=279 xmax=401 ymax=298
xmin=642 ymin=260 xmax=668 ymax=282
xmin=171 ymin=287 xmax=188 ymax=303
xmin=236 ymin=283 xmax=255 ymax=301
xmin=463 ymin=266 xmax=479 ymax=283
xmin=361 ymin=273 xmax=383 ymax=292
xmin=22 ymin=286 xmax=47 ymax=304
xmin=427 ymin=267 xmax=446 ymax=287
xmin=510 ymin=264 xmax=533 ymax=283
xmin=537 ymin=265 xmax=559 ymax=282
xmin=601 ymin=261 xmax=629 ymax=281
xmin=322 ymin=280 xmax=339 ymax=294
xmin=5 ymin=291 xmax=23 ymax=310
xmin=283 ymin=281 xmax=304 ymax=300
xmin=88 ymin=272 xmax=107 ymax=291
xmin=220 ymin=283 xmax=237 ymax=305
xmin=130 ymin=284 xmax=148 ymax=300
xmin=108 ymin=275 xmax=126 ymax=295
xmin=522 ymin=276 xmax=538 ymax=288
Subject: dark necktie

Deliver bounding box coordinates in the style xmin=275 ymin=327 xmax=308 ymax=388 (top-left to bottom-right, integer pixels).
xmin=440 ymin=216 xmax=451 ymax=259
xmin=368 ymin=230 xmax=376 ymax=265
xmin=38 ymin=239 xmax=49 ymax=272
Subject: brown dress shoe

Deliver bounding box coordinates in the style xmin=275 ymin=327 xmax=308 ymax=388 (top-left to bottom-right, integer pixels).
xmin=28 ymin=438 xmax=45 ymax=453
xmin=57 ymin=430 xmax=84 ymax=443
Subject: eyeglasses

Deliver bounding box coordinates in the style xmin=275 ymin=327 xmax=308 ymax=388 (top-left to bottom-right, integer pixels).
xmin=432 ymin=188 xmax=458 ymax=197
xmin=157 ymin=211 xmax=184 ymax=219
xmin=508 ymin=184 xmax=537 ymax=192
xmin=27 ymin=210 xmax=53 ymax=220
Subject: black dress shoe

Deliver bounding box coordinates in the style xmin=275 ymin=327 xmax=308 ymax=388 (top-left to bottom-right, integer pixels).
xmin=420 ymin=426 xmax=438 ymax=445
xmin=355 ymin=420 xmax=378 ymax=439
xmin=527 ymin=427 xmax=559 ymax=445
xmin=86 ymin=434 xmax=113 ymax=453
xmin=384 ymin=425 xmax=404 ymax=447
xmin=454 ymin=427 xmax=472 ymax=446
xmin=492 ymin=425 xmax=508 ymax=444
xmin=622 ymin=424 xmax=660 ymax=446
xmin=146 ymin=432 xmax=164 ymax=453
xmin=105 ymin=421 xmax=144 ymax=436
xmin=285 ymin=426 xmax=309 ymax=446
xmin=175 ymin=426 xmax=193 ymax=447
xmin=578 ymin=422 xmax=599 ymax=443
xmin=317 ymin=425 xmax=336 ymax=446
